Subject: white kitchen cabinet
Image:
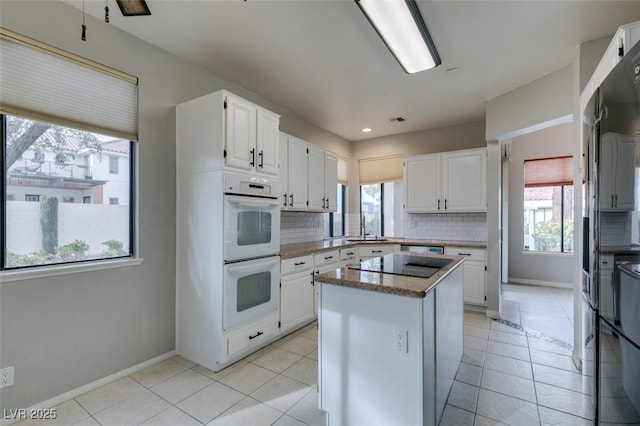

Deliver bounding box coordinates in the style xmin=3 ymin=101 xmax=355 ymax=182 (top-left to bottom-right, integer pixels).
xmin=314 ymin=250 xmax=340 ymax=315
xmin=283 ymin=134 xmax=309 ymax=210
xmin=358 ymin=244 xmax=401 ymax=261
xmin=280 ymin=255 xmax=315 ymax=332
xmin=225 ymin=93 xmax=279 ymax=176
xmin=443 ymin=149 xmax=487 ymax=212
xmin=599 ymin=133 xmax=635 ymax=212
xmin=404 ymin=155 xmax=441 ymax=212
xmin=404 ymin=148 xmax=486 ymax=213
xmin=175 ymin=90 xmax=279 ymax=177
xmin=444 ymin=247 xmax=486 ymax=306
xmin=339 ymin=247 xmax=358 ymax=267
xmin=280 ymin=131 xmax=339 ymax=212
xmin=599 ymin=255 xmax=614 ymax=321
xmin=308 ymin=145 xmax=325 ymax=211
xmin=324 ymin=152 xmax=338 ymax=212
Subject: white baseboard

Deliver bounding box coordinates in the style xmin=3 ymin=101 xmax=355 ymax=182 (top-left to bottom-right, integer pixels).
xmin=1 ymin=350 xmax=176 ymax=426
xmin=508 ymin=277 xmax=574 ymax=289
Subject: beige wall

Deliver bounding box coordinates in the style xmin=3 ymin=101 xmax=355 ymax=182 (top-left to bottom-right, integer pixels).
xmin=486 ymin=65 xmax=574 ymax=141
xmin=508 ymin=123 xmax=575 ymax=285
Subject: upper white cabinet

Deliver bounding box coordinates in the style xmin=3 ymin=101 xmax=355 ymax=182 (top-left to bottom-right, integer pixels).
xmin=404 ymin=148 xmax=486 ymax=213
xmin=599 ymin=133 xmax=635 ymax=212
xmin=176 ymin=90 xmax=280 ymax=176
xmin=226 ymin=93 xmax=279 ymax=176
xmin=282 ymin=134 xmax=309 ymax=210
xmin=280 ymin=132 xmax=338 ymax=212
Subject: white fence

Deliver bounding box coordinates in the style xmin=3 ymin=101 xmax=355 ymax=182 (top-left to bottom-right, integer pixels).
xmin=6 ymin=201 xmax=129 ymax=255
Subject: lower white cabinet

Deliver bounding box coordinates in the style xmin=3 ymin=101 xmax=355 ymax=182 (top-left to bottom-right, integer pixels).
xmin=358 ymin=244 xmax=401 ymax=261
xmin=339 ymin=248 xmax=359 ymax=267
xmin=444 ymin=247 xmax=486 ymax=306
xmin=280 ymin=255 xmax=315 ymax=333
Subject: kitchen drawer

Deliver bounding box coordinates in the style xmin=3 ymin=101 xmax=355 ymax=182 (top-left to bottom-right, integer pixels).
xmin=358 ymin=244 xmax=400 ymax=258
xmin=444 ymin=247 xmax=486 ymax=262
xmin=600 ymin=255 xmax=614 ymax=271
xmin=282 ymin=255 xmax=314 ymax=275
xmin=314 ymin=250 xmax=340 ymax=268
xmin=227 ymin=315 xmax=278 ymax=358
xmin=340 ymin=248 xmax=358 ymax=262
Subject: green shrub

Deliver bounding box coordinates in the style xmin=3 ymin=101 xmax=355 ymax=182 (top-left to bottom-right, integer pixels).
xmin=102 ymin=240 xmax=127 ymax=256
xmin=40 ymin=196 xmax=58 ymax=254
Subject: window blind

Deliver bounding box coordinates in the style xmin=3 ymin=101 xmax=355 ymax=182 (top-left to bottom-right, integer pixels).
xmin=337 ymin=156 xmax=348 ymax=184
xmin=524 ymin=156 xmax=573 ymax=187
xmin=359 ymin=155 xmax=403 ymax=184
xmin=0 ymin=28 xmax=138 ymax=141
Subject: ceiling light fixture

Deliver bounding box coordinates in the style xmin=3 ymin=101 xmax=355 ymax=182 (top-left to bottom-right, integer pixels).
xmin=355 ymin=0 xmax=441 ymax=74
xmin=116 ymin=0 xmax=151 ymax=16
xmin=362 ymin=128 xmax=372 ymax=133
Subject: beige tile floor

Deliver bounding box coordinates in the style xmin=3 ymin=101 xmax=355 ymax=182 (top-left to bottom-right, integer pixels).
xmin=16 ymin=284 xmax=588 ymax=426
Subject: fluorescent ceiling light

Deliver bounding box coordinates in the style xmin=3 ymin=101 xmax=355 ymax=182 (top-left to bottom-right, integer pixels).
xmin=356 ymin=0 xmax=441 ymax=74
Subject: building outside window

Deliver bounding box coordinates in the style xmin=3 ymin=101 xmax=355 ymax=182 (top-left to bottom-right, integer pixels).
xmin=109 ymin=197 xmax=119 ymax=205
xmin=24 ymin=194 xmax=41 ymax=202
xmin=83 ymin=196 xmax=92 ymax=204
xmin=109 ymin=155 xmax=119 ymax=174
xmin=62 ymin=196 xmax=75 ymax=203
xmin=523 ymin=156 xmax=574 ymax=253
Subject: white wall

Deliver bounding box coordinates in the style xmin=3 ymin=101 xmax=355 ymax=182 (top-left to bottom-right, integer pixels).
xmin=508 ymin=124 xmax=575 ymax=286
xmin=0 ymin=0 xmax=350 ymax=411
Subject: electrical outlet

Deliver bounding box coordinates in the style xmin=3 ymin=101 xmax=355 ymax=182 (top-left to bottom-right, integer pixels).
xmin=0 ymin=366 xmax=14 ymax=388
xmin=394 ymin=328 xmax=408 ymax=353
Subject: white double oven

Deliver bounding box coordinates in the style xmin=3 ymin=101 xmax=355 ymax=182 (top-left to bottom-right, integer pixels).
xmin=222 ymin=172 xmax=281 ymax=331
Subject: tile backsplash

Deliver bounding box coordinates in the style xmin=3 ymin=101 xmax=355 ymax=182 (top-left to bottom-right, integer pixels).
xmin=280 ymin=211 xmax=326 ymax=244
xmin=600 ymin=211 xmax=631 ymax=247
xmin=401 ymin=212 xmax=487 ymax=242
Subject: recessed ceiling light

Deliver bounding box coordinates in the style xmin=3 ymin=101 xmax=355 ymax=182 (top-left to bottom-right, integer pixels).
xmin=362 ymin=128 xmax=372 ymax=133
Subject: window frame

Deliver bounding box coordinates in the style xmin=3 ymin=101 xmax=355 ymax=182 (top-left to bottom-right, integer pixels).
xmin=326 ymin=184 xmax=346 ymax=238
xmin=523 ymin=184 xmax=574 ymax=254
xmin=360 ymin=182 xmax=391 ymax=237
xmin=1 ymin=115 xmax=141 ymax=279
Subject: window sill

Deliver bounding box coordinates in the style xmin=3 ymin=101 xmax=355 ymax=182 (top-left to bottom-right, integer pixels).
xmin=521 ymin=251 xmax=574 ymax=257
xmin=0 ymin=257 xmax=144 ymax=283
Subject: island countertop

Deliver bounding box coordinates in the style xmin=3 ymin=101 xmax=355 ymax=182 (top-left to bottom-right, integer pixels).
xmin=315 ymin=252 xmax=465 ymax=298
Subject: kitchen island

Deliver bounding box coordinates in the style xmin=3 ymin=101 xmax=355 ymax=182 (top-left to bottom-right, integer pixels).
xmin=316 ymin=252 xmax=465 ymax=426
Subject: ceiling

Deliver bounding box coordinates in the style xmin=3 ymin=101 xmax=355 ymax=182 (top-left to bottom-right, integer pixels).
xmin=65 ymin=1 xmax=640 ymax=141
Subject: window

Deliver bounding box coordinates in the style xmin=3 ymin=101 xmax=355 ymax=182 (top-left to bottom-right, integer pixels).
xmin=360 ymin=182 xmax=400 ymax=237
xmin=325 ymin=184 xmax=346 ymax=237
xmin=109 ymin=197 xmax=119 ymax=205
xmin=1 ymin=28 xmax=138 ymax=271
xmin=109 ymin=155 xmax=119 ymax=174
xmin=523 ymin=156 xmax=574 ymax=253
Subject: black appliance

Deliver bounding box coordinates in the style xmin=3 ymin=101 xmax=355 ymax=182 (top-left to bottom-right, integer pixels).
xmin=349 ymin=253 xmax=451 ymax=278
xmin=584 ymin=38 xmax=640 ymax=424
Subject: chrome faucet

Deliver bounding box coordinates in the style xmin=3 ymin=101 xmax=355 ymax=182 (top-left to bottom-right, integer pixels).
xmin=360 ymin=214 xmax=369 ymax=240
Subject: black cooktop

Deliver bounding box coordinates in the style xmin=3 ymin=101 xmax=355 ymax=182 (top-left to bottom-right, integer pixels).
xmin=349 ymin=253 xmax=451 ymax=278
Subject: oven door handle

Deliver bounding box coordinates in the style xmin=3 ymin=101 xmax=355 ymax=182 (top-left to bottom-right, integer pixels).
xmin=225 ymin=195 xmax=280 ymax=208
xmin=226 ymin=258 xmax=280 ymax=274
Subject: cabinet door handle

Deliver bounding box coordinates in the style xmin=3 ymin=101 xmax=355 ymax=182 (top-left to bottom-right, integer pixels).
xmin=346 ymin=252 xmax=354 ymax=255
xmin=438 ymin=199 xmax=440 ymax=210
xmin=283 ymin=193 xmax=288 ymax=207
xmin=248 ymin=331 xmax=263 ymax=340
xmin=290 ymin=193 xmax=294 ymax=207
xmin=258 ymin=150 xmax=264 ymax=168
xmin=612 ymin=194 xmax=615 ymax=207
xmin=372 ymin=250 xmax=383 ymax=253
xmin=602 ymin=261 xmax=608 ymax=265
xmin=458 ymin=253 xmax=471 ymax=256
xmin=615 ymin=194 xmax=618 ymax=207
xmin=324 ymin=256 xmax=334 ymax=260
xmin=445 ymin=199 xmax=447 ymax=210
xmin=250 ymin=148 xmax=255 ymax=167
xmin=294 ymin=261 xmax=306 ymax=266
xmin=326 ymin=198 xmax=329 ymax=209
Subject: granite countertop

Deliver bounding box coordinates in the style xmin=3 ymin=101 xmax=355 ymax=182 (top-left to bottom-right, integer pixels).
xmin=600 ymin=246 xmax=640 ymax=255
xmin=315 ymin=253 xmax=465 ymax=298
xmin=280 ymin=238 xmax=486 ymax=259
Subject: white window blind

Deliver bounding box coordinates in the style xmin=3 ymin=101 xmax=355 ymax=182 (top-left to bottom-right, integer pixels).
xmin=0 ymin=28 xmax=138 ymax=141
xmin=359 ymin=155 xmax=403 ymax=184
xmin=337 ymin=156 xmax=348 ymax=184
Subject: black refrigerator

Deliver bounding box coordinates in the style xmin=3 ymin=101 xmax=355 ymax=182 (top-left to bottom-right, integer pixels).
xmin=583 ymin=39 xmax=640 ymax=424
